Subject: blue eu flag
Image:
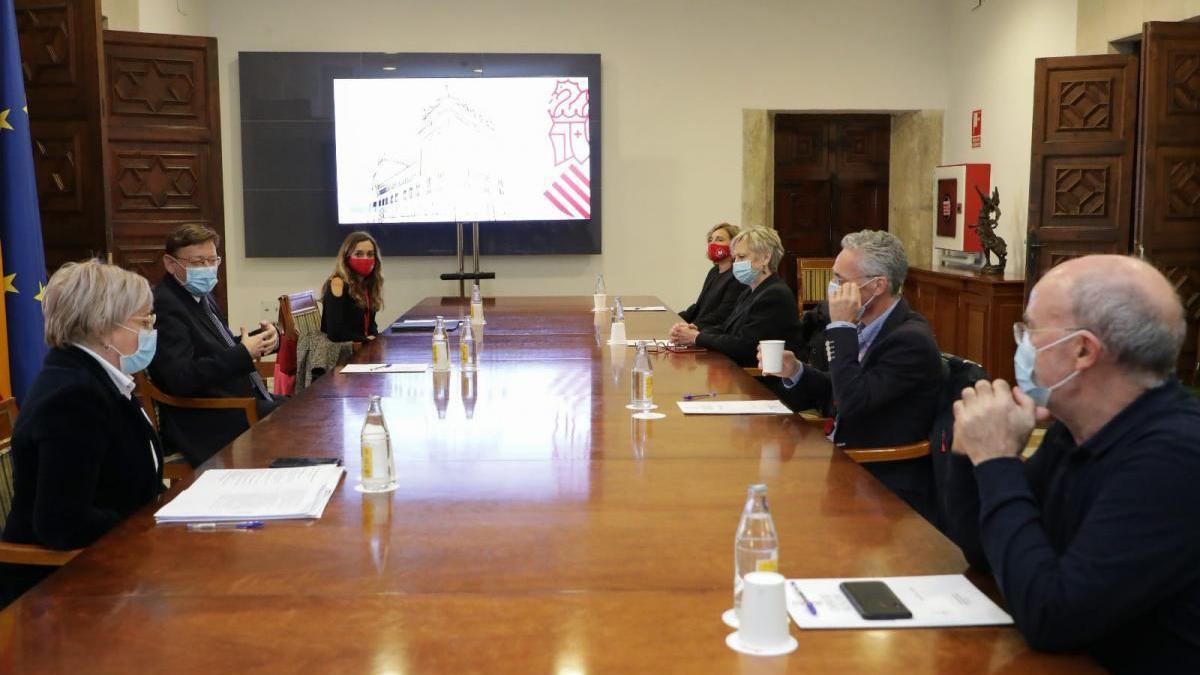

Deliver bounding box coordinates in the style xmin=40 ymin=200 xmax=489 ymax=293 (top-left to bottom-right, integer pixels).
xmin=0 ymin=0 xmax=49 ymax=404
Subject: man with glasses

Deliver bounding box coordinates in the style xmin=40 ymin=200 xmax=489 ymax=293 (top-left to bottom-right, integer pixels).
xmin=766 ymin=230 xmax=943 ymax=513
xmin=148 ymin=224 xmax=281 ymax=466
xmin=950 ymin=255 xmax=1200 ymax=671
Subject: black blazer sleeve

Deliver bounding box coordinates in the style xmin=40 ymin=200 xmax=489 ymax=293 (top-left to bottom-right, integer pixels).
xmin=678 ymin=267 xmax=717 ymax=324
xmin=150 ymin=288 xmax=254 ymax=397
xmin=691 ymin=271 xmax=742 ymax=331
xmin=24 ymin=384 xmax=123 ymax=549
xmin=694 ymin=282 xmax=798 ymax=366
xmin=824 ymin=323 xmax=942 ymax=420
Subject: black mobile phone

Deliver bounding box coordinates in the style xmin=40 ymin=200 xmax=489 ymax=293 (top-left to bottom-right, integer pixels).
xmin=268 ymin=457 xmax=343 ymax=468
xmin=248 ymin=326 xmax=268 ymax=337
xmin=839 ymin=580 xmax=912 ymax=620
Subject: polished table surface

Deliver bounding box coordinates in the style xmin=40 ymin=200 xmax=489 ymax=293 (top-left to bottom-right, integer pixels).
xmin=0 ymin=296 xmax=1100 ymax=673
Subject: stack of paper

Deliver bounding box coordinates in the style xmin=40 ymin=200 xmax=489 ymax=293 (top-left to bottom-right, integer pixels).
xmin=676 ymin=400 xmax=793 ymax=415
xmin=154 ymin=465 xmax=344 ymax=524
xmin=623 ymin=305 xmax=669 ymax=312
xmin=786 ymin=575 xmax=1013 ymax=629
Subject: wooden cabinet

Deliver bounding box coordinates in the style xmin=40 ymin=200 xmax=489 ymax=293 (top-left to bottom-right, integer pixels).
xmin=903 ymin=266 xmax=1025 ymax=382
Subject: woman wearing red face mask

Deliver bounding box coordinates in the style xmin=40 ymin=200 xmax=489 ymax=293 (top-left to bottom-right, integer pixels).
xmin=676 ymin=222 xmax=743 ymax=330
xmin=321 ymin=231 xmax=384 ymax=342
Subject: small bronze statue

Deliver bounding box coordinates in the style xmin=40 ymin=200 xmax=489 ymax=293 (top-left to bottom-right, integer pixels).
xmin=972 ymin=186 xmax=1008 ymax=275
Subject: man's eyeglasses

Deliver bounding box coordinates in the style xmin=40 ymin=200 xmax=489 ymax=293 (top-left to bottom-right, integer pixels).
xmin=173 ymin=255 xmax=222 ymax=267
xmin=1012 ymin=322 xmax=1083 ymax=345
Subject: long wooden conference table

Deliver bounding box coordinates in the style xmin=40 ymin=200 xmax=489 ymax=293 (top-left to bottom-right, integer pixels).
xmin=0 ymin=296 xmax=1100 ymax=673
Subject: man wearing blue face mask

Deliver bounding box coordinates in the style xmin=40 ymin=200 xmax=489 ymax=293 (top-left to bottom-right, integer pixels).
xmin=149 ymin=224 xmax=282 ymax=466
xmin=766 ymin=230 xmax=943 ymax=512
xmin=950 ymin=255 xmax=1200 ymax=672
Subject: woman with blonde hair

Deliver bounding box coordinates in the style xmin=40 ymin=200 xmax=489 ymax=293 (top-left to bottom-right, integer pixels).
xmin=2 ymin=261 xmax=164 ymax=605
xmin=677 ymin=222 xmax=743 ymax=330
xmin=321 ymin=231 xmax=385 ymax=342
xmin=670 ymin=227 xmax=802 ymax=366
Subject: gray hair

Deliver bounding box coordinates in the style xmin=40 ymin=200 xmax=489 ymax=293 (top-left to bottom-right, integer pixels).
xmin=43 ymin=260 xmax=152 ymax=349
xmin=840 ymin=229 xmax=908 ymax=294
xmin=732 ymin=227 xmax=784 ymax=274
xmin=1070 ymin=271 xmax=1186 ymax=380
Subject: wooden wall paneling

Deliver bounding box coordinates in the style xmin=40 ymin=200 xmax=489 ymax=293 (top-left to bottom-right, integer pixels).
xmin=15 ymin=0 xmax=109 ymax=272
xmin=1136 ymin=22 xmax=1200 ymax=372
xmin=102 ymin=30 xmax=226 ymax=311
xmin=1026 ymin=54 xmax=1139 ymax=297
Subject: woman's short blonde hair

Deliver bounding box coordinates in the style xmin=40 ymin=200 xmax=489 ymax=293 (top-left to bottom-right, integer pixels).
xmin=706 ymin=222 xmax=741 ymax=241
xmin=731 ymin=227 xmax=785 ymax=274
xmin=43 ymin=260 xmax=152 ymax=349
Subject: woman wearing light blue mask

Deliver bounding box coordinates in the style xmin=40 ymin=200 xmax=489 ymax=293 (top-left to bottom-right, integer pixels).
xmin=1 ymin=261 xmax=165 ymax=606
xmin=669 ymin=227 xmax=802 ymax=366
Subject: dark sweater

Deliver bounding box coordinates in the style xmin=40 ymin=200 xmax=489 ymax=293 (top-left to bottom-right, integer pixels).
xmin=321 ymin=284 xmax=379 ymax=343
xmin=693 ymin=274 xmax=802 ymax=367
xmin=678 ymin=265 xmax=741 ymax=330
xmin=970 ymin=380 xmax=1200 ymax=672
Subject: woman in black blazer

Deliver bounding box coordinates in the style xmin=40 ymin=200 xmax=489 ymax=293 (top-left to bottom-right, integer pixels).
xmin=670 ymin=227 xmax=802 ymax=366
xmin=321 ymin=231 xmax=384 ymax=343
xmin=677 ymin=222 xmax=743 ymax=330
xmin=2 ymin=261 xmax=164 ymax=606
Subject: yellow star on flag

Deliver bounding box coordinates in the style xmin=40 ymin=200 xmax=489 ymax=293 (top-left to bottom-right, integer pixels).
xmin=34 ymin=281 xmax=46 ymax=303
xmin=0 ymin=108 xmax=12 ymax=132
xmin=2 ymin=273 xmax=16 ymax=294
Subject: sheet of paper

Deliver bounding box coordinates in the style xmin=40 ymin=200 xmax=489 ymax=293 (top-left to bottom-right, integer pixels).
xmin=676 ymin=400 xmax=792 ymax=415
xmin=623 ymin=305 xmax=668 ymax=312
xmin=341 ymin=363 xmax=429 ymax=373
xmin=154 ymin=465 xmax=344 ymax=523
xmin=786 ymin=575 xmax=1013 ymax=629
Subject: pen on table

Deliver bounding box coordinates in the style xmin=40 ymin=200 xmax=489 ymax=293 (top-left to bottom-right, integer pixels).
xmin=370 ymin=364 xmax=392 ymax=371
xmin=790 ymin=581 xmax=818 ymax=616
xmin=680 ymin=392 xmax=717 ymax=401
xmin=185 ymin=521 xmax=265 ymax=532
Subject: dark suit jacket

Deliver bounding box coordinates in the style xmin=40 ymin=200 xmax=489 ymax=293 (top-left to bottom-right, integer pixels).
xmin=2 ymin=347 xmax=163 ymax=604
xmin=149 ymin=274 xmax=263 ymax=466
xmin=678 ymin=265 xmax=741 ymax=330
xmin=781 ymin=297 xmax=943 ymax=507
xmin=694 ymin=274 xmax=802 ymax=367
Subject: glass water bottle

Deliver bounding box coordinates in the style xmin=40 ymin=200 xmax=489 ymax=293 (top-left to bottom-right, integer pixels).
xmin=733 ymin=484 xmax=779 ymax=619
xmin=432 ymin=316 xmax=450 ymax=372
xmin=630 ymin=341 xmax=654 ymax=410
xmin=459 ymin=315 xmax=478 ymax=372
xmin=359 ymin=395 xmax=397 ymax=493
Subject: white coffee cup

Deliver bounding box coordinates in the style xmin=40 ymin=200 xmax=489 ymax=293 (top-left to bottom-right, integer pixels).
xmin=593 ymin=293 xmax=608 ymax=310
xmin=759 ymin=340 xmax=785 ymax=375
xmin=737 ymin=571 xmax=791 ymax=650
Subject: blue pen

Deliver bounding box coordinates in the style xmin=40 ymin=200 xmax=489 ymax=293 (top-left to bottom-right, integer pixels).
xmin=186 ymin=521 xmax=265 ymax=531
xmin=680 ymin=392 xmax=717 ymax=401
xmin=790 ymin=581 xmax=818 ymax=616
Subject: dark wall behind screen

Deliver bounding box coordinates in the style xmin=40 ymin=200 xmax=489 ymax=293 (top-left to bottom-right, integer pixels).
xmin=239 ymin=52 xmax=602 ymax=258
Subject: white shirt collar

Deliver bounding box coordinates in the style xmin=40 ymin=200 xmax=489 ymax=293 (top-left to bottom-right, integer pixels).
xmin=72 ymin=343 xmax=136 ymax=399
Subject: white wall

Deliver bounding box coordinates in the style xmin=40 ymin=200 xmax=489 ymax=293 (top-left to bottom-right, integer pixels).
xmin=942 ymin=0 xmax=1078 ymax=277
xmin=1077 ymin=0 xmax=1200 ymax=54
xmin=135 ymin=0 xmax=951 ymax=328
xmin=136 ymin=0 xmax=207 ymax=36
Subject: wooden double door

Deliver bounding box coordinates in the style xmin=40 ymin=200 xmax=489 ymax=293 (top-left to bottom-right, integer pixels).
xmin=773 ymin=114 xmax=890 ymax=296
xmin=1027 ymin=21 xmax=1200 ymax=367
xmin=16 ymin=0 xmax=227 ymax=309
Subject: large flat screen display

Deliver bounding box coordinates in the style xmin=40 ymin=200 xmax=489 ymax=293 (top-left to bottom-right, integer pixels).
xmin=334 ymin=77 xmax=591 ymax=225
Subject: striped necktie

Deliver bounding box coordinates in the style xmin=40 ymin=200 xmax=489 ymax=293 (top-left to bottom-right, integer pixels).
xmin=201 ymin=298 xmax=272 ymax=401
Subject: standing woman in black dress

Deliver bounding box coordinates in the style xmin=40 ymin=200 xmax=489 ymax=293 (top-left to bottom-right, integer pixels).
xmin=677 ymin=222 xmax=743 ymax=330
xmin=321 ymin=231 xmax=384 ymax=343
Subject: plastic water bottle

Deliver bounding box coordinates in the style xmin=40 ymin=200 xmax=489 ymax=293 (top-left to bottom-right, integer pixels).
xmin=733 ymin=484 xmax=779 ymax=620
xmin=432 ymin=316 xmax=450 ymax=372
xmin=630 ymin=341 xmax=654 ymax=410
xmin=359 ymin=395 xmax=397 ymax=493
xmin=459 ymin=316 xmax=477 ymax=372
xmin=470 ymin=284 xmax=485 ymax=324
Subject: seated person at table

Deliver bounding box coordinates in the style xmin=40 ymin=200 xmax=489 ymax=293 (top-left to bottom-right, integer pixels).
xmin=769 ymin=230 xmax=942 ymax=506
xmin=677 ymin=222 xmax=743 ymax=330
xmin=2 ymin=261 xmax=164 ymax=605
xmin=148 ymin=224 xmax=280 ymax=467
xmin=950 ymin=255 xmax=1200 ymax=673
xmin=321 ymin=231 xmax=383 ymax=343
xmin=669 ymin=227 xmax=801 ymax=367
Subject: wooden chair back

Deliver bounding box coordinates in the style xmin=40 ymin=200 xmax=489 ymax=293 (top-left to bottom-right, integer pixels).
xmin=133 ymin=372 xmax=260 ymax=429
xmin=796 ymin=257 xmax=836 ymax=309
xmin=0 ymin=397 xmax=82 ymax=566
xmin=843 ymin=440 xmax=931 ymax=464
xmin=279 ymin=290 xmax=322 ymax=341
